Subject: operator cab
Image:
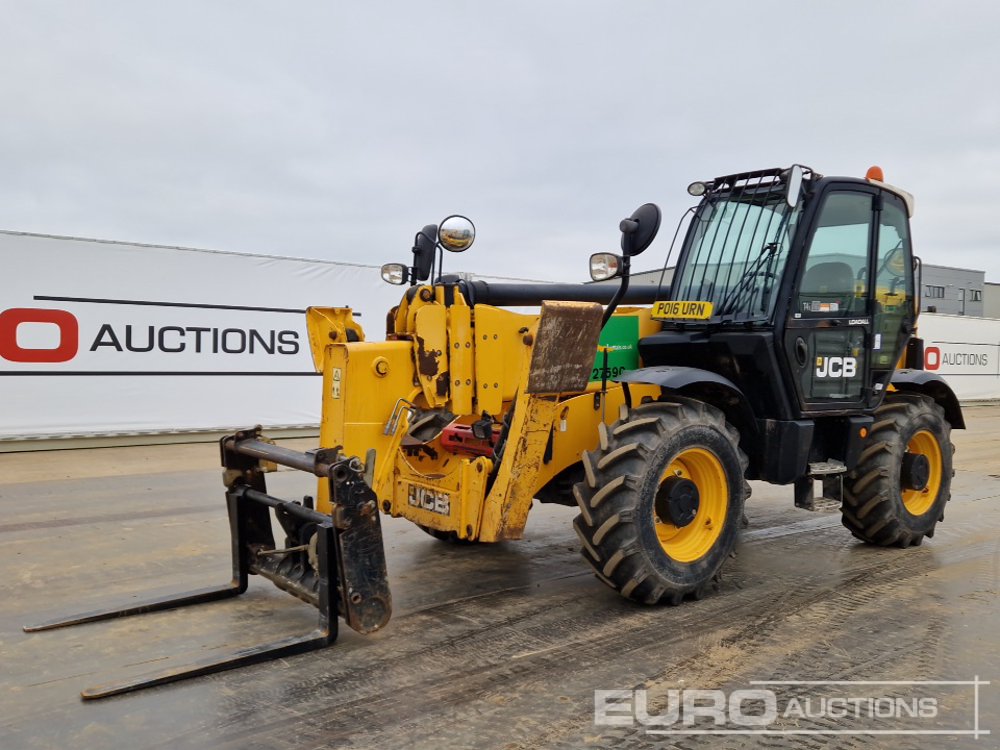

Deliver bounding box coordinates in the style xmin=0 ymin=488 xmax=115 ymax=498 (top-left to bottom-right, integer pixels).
xmin=641 ymin=165 xmax=918 ymax=420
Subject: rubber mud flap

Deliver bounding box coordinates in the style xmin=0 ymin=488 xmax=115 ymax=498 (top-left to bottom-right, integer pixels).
xmin=331 ymin=465 xmax=393 ymax=634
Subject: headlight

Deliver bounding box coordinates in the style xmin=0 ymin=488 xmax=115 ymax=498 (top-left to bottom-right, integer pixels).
xmin=380 ymin=263 xmax=409 ymax=285
xmin=589 ymin=252 xmax=622 ymax=282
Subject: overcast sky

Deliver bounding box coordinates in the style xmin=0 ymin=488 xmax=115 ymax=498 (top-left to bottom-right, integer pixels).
xmin=2 ymin=1 xmax=999 ymax=282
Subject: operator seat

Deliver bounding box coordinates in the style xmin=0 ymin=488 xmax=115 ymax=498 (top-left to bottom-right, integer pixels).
xmin=799 ymin=261 xmax=857 ymax=313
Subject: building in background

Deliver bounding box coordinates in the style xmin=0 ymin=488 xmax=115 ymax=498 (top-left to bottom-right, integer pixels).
xmin=630 ymin=268 xmax=672 ymax=286
xmin=983 ymin=282 xmax=1000 ymax=319
xmin=594 ymin=268 xmax=672 ymax=288
xmin=919 ymin=264 xmax=984 ymax=316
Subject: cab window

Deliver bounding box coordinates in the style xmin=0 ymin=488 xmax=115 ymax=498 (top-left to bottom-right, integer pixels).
xmin=796 ymin=192 xmax=872 ymax=316
xmin=872 ymin=194 xmax=914 ymax=369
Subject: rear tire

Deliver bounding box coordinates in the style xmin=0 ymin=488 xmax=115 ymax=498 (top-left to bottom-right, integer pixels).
xmin=573 ymin=397 xmax=748 ymax=605
xmin=841 ymin=394 xmax=952 ymax=547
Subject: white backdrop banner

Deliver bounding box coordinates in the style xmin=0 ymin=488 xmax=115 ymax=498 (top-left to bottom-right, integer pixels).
xmin=917 ymin=313 xmax=1000 ymax=400
xmin=3 ymin=232 xmax=996 ymax=441
xmin=1 ymin=231 xmax=413 ymax=439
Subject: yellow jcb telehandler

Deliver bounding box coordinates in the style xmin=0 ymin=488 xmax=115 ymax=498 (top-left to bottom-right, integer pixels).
xmin=26 ymin=165 xmax=963 ymax=700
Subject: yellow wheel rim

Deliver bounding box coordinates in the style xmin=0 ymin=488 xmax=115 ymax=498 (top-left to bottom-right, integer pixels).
xmin=901 ymin=430 xmax=942 ymax=516
xmin=654 ymin=448 xmax=728 ymax=563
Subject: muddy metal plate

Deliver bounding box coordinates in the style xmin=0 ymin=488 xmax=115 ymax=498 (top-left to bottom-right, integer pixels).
xmin=525 ymin=301 xmax=603 ymax=394
xmin=333 ymin=472 xmax=392 ymax=634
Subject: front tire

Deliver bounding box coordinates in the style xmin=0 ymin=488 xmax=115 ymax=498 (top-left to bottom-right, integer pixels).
xmin=416 ymin=524 xmax=479 ymax=544
xmin=841 ymin=394 xmax=953 ymax=547
xmin=573 ymin=398 xmax=748 ymax=605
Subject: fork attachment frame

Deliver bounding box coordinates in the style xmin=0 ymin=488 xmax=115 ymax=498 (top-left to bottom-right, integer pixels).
xmin=23 ymin=427 xmax=391 ymax=700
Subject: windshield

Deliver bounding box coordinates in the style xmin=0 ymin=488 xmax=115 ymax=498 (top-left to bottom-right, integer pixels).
xmin=672 ymin=185 xmax=801 ymax=322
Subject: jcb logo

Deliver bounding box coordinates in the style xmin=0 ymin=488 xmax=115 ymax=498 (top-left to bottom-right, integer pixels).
xmin=0 ymin=308 xmax=79 ymax=363
xmin=815 ymin=356 xmax=857 ymax=378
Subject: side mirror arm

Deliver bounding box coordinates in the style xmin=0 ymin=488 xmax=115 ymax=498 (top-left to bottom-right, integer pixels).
xmin=601 ymin=255 xmax=631 ymax=328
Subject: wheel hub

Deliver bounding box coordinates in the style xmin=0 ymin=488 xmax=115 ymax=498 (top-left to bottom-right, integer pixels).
xmin=656 ymin=476 xmax=700 ymax=528
xmin=901 ymin=452 xmax=930 ymax=491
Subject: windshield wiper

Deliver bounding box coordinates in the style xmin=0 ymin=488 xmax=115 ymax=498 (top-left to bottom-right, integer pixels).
xmin=718 ymin=243 xmax=779 ymax=320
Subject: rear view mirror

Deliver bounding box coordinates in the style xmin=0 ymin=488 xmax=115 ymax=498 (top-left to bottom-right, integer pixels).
xmin=620 ymin=203 xmax=661 ymax=257
xmin=785 ymin=164 xmax=804 ymax=208
xmin=438 ymin=215 xmax=476 ymax=252
xmin=411 ymin=225 xmax=437 ymax=282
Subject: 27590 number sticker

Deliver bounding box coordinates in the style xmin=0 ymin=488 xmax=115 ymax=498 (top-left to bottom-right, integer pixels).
xmin=592 ymin=365 xmax=627 ymax=381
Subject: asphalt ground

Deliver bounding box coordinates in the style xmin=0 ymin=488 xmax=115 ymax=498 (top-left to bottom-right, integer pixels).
xmin=1 ymin=406 xmax=998 ymax=750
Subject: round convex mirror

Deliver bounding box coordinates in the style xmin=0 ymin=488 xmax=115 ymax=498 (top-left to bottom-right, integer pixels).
xmin=438 ymin=215 xmax=476 ymax=252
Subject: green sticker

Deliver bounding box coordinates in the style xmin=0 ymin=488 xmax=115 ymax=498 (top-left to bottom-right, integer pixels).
xmin=590 ymin=315 xmax=639 ymax=382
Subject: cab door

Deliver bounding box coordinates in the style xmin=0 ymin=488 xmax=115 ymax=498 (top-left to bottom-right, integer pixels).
xmin=867 ymin=192 xmax=916 ymax=406
xmin=783 ymin=188 xmax=876 ymax=412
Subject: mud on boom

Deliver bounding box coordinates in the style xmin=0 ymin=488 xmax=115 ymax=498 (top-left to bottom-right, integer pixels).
xmin=28 ymin=166 xmax=964 ymax=700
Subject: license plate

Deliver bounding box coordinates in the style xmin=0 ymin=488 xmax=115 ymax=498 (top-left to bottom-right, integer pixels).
xmin=651 ymin=300 xmax=714 ymax=320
